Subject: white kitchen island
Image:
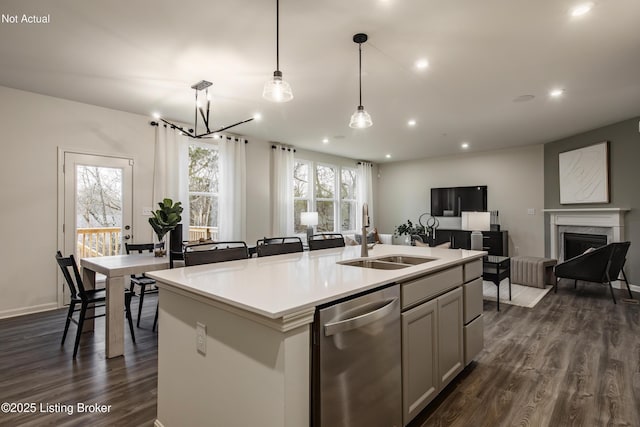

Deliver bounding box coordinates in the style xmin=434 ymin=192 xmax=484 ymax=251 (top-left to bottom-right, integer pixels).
xmin=147 ymin=244 xmax=485 ymax=427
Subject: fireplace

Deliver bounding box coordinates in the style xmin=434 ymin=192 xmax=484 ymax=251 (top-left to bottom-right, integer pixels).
xmin=544 ymin=208 xmax=629 ymax=261
xmin=563 ymin=232 xmax=607 ymax=260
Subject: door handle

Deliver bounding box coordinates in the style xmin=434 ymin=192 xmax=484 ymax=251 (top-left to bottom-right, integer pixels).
xmin=324 ymin=298 xmax=398 ymax=336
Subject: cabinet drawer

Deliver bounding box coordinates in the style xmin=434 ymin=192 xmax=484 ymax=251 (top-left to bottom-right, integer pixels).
xmin=464 ymin=314 xmax=484 ymax=366
xmin=463 ymin=277 xmax=483 ymax=323
xmin=463 ymin=259 xmax=482 ymax=283
xmin=402 ymin=266 xmax=463 ymax=310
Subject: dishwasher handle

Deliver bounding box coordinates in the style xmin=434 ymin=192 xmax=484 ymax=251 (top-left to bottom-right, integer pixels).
xmin=324 ymin=298 xmax=399 ymax=336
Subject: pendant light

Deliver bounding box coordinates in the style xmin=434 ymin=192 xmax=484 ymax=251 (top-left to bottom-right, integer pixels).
xmin=263 ymin=0 xmax=293 ymax=102
xmin=349 ymin=33 xmax=372 ymax=129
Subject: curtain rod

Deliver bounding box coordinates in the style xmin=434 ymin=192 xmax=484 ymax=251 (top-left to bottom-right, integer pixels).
xmin=357 ymin=161 xmax=373 ymax=166
xmin=271 ymin=145 xmax=296 ymax=152
xmin=151 ymin=121 xmax=248 ymax=143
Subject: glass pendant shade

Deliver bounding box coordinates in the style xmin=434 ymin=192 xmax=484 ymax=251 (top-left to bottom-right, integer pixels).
xmin=263 ymin=71 xmax=293 ymax=103
xmin=349 ymin=105 xmax=373 ymax=128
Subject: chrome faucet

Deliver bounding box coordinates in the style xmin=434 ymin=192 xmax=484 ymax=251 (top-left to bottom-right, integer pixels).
xmin=361 ymin=202 xmax=370 ymax=258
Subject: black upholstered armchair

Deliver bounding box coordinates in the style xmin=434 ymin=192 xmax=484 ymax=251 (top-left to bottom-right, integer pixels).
xmin=554 ymin=242 xmax=632 ymax=304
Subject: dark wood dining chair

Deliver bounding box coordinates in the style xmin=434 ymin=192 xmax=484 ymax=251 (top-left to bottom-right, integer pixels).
xmin=125 ymin=242 xmax=163 ymax=327
xmin=308 ymin=233 xmax=346 ymax=251
xmin=256 ymin=237 xmax=303 ymax=257
xmin=183 ymin=241 xmax=250 ymax=266
xmin=55 ymin=251 xmax=135 ymax=358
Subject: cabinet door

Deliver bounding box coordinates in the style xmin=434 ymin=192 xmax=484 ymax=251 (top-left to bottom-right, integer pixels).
xmin=437 ymin=287 xmax=464 ymax=388
xmin=402 ymin=299 xmax=438 ymax=425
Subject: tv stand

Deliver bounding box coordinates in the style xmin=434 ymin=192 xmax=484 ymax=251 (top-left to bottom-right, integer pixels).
xmin=425 ymin=229 xmax=508 ymax=256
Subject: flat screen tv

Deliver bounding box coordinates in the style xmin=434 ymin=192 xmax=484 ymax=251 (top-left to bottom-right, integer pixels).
xmin=431 ymin=186 xmax=487 ymax=217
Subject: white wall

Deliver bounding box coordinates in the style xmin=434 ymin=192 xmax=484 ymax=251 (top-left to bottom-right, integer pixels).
xmin=0 ymin=85 xmax=157 ymax=317
xmin=376 ymin=144 xmax=545 ymax=257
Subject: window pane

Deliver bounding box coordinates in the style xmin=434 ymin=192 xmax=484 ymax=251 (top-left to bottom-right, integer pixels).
xmin=317 ymin=201 xmax=335 ymax=232
xmin=189 ymin=194 xmax=218 ymax=231
xmin=341 ymin=201 xmax=356 ymax=232
xmin=315 ymin=165 xmax=335 ymax=198
xmin=189 ymin=145 xmax=219 ymax=193
xmin=294 ymin=200 xmax=308 ymax=234
xmin=341 ymin=168 xmax=357 ymax=200
xmin=293 ymin=161 xmax=309 ymax=198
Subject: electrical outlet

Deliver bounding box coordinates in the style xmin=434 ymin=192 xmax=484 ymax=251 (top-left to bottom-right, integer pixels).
xmin=142 ymin=207 xmax=153 ymax=216
xmin=196 ymin=322 xmax=206 ymax=355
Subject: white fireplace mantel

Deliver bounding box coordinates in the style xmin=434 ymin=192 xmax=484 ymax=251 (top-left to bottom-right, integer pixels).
xmin=544 ymin=208 xmax=630 ymax=259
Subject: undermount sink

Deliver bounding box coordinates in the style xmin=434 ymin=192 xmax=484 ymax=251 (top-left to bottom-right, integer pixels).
xmin=374 ymin=255 xmax=436 ymax=265
xmin=338 ymin=255 xmax=437 ymax=270
xmin=338 ymin=259 xmax=410 ymax=270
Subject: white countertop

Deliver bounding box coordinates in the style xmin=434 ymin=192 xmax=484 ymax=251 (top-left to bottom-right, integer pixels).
xmin=147 ymin=245 xmax=485 ymax=319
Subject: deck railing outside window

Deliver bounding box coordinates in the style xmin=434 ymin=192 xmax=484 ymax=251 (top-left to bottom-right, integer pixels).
xmin=76 ymin=227 xmax=122 ymax=258
xmin=188 ymin=226 xmax=219 ymax=242
xmin=76 ymin=226 xmax=219 ymax=258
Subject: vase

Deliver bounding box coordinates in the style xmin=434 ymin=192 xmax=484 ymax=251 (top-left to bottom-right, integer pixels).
xmin=154 ymin=234 xmax=167 ymax=257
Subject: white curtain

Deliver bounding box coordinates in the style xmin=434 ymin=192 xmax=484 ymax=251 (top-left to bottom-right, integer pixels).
xmin=218 ymin=137 xmax=246 ymax=241
xmin=271 ymin=145 xmax=295 ymax=236
xmin=153 ymin=125 xmax=190 ymax=228
xmin=356 ymin=161 xmax=374 ymax=230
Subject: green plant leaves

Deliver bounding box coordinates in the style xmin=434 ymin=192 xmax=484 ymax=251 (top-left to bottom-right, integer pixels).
xmin=149 ymin=198 xmax=184 ymax=240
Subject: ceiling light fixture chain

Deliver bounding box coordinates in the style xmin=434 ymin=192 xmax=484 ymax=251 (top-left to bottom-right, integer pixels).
xmin=263 ymin=0 xmax=293 ymax=102
xmin=154 ymin=80 xmax=256 ymax=139
xmin=349 ymin=33 xmax=373 ymax=129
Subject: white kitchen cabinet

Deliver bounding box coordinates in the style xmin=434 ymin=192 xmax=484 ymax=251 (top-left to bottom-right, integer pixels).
xmin=401 ymin=298 xmax=438 ymax=423
xmin=401 ymin=286 xmax=464 ymax=426
xmin=437 ymin=286 xmax=464 ymax=388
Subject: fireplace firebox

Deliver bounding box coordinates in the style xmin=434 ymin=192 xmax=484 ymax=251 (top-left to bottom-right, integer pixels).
xmin=563 ymin=232 xmax=607 ymax=260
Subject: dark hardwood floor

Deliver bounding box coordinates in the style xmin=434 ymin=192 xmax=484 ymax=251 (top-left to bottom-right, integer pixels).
xmin=0 ymin=295 xmax=159 ymax=427
xmin=1 ymin=283 xmax=638 ymax=427
xmin=411 ymin=283 xmax=640 ymax=427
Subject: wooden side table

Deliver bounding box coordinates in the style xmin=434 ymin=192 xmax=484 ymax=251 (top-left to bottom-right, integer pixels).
xmin=483 ymin=255 xmax=511 ymax=311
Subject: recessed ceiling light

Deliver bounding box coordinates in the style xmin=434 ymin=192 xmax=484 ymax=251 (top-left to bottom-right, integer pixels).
xmin=571 ymin=2 xmax=593 ymax=17
xmin=385 ymin=154 xmax=391 ymax=159
xmin=549 ymin=89 xmax=564 ymax=98
xmin=408 ymin=119 xmax=416 ymax=126
xmin=152 ymin=112 xmax=161 ymax=119
xmin=253 ymin=113 xmax=263 ymax=120
xmin=513 ymin=94 xmax=535 ymax=103
xmin=415 ymin=59 xmax=429 ymax=70
xmin=322 ymin=138 xmax=329 ymax=144
xmin=461 ymin=142 xmax=470 ymax=149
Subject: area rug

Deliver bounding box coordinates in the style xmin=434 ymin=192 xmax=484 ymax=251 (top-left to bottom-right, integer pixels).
xmin=482 ymin=280 xmax=553 ymax=308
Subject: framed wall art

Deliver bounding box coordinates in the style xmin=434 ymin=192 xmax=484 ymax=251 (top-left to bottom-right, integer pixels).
xmin=559 ymin=141 xmax=609 ymax=204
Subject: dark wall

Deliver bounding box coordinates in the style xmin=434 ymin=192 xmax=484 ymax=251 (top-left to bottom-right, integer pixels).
xmin=544 ymin=116 xmax=640 ymax=284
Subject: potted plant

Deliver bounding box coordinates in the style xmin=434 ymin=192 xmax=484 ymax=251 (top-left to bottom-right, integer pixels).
xmin=149 ymin=198 xmax=183 ymax=256
xmin=394 ymin=219 xmax=425 ymax=245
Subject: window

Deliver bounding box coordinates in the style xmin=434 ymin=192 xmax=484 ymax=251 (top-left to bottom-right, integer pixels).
xmin=293 ymin=159 xmax=357 ymax=235
xmin=340 ymin=168 xmax=357 ymax=232
xmin=293 ymin=160 xmax=310 ymax=234
xmin=188 ymin=142 xmax=219 ymax=240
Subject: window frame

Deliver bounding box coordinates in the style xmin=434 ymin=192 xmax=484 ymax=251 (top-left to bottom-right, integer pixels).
xmin=187 ymin=140 xmax=220 ymax=240
xmin=293 ymin=158 xmax=358 ymax=236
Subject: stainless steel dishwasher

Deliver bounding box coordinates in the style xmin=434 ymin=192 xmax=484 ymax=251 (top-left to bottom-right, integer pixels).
xmin=312 ymin=284 xmax=402 ymax=427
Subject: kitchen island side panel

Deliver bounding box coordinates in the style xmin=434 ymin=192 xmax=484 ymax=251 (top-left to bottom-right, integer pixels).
xmin=156 ymin=287 xmax=311 ymax=427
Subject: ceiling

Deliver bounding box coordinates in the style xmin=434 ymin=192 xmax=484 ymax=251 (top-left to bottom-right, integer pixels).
xmin=1 ymin=0 xmax=639 ymax=162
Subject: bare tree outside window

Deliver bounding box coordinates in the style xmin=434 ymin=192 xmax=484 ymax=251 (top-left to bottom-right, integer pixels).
xmin=189 ymin=144 xmax=219 ymax=240
xmin=315 ymin=164 xmax=336 ymax=232
xmin=294 ymin=161 xmax=310 ymax=233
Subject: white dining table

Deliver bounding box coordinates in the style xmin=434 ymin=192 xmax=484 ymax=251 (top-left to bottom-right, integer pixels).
xmin=80 ymin=254 xmax=170 ymax=358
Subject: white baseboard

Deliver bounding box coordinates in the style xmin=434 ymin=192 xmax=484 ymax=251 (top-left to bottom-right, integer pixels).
xmin=154 ymin=420 xmax=166 ymax=427
xmin=0 ymin=302 xmax=59 ymax=320
xmin=612 ymin=280 xmax=639 ymax=293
